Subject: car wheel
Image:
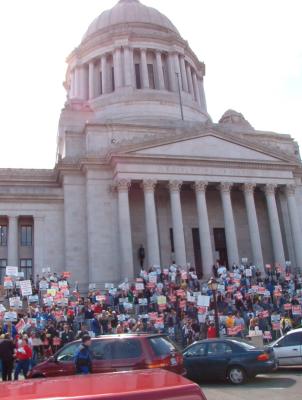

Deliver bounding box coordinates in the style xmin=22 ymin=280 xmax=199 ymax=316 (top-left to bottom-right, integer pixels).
xmin=227 ymin=366 xmax=246 ymax=385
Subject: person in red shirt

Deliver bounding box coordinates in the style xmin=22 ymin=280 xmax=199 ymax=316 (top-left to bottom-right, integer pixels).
xmin=207 ymin=322 xmax=217 ymax=339
xmin=14 ymin=337 xmax=33 ymax=380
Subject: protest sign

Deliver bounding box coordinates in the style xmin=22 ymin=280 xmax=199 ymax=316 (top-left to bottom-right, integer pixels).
xmin=4 ymin=277 xmax=13 ymax=288
xmin=227 ymin=325 xmax=242 ymax=336
xmin=88 ymin=283 xmax=96 ymax=290
xmin=149 ymin=274 xmax=157 ymax=284
xmin=9 ymin=297 xmax=22 ymax=308
xmin=197 ymin=295 xmax=210 ymax=307
xmin=292 ymin=305 xmax=302 ymax=315
xmin=39 ymin=280 xmax=49 ymax=290
xmin=135 ymin=282 xmax=144 ymax=291
xmin=105 ymin=283 xmax=114 ymax=289
xmin=157 ymin=295 xmax=167 ymax=305
xmin=272 ymin=322 xmax=281 ymax=330
xmin=187 ymin=293 xmax=196 ymax=303
xmin=16 ymin=318 xmax=26 ymax=333
xmin=29 ymin=295 xmax=39 ymax=303
xmin=0 ymin=304 xmax=6 ymax=312
xmin=245 ymin=269 xmax=252 ymax=277
xmin=5 ymin=266 xmax=18 ymax=277
xmin=20 ymin=280 xmax=32 ymax=296
xmin=47 ymin=288 xmax=57 ymax=297
xmin=138 ymin=298 xmax=148 ymax=306
xmin=4 ymin=311 xmax=17 ymax=322
xmin=284 ymin=303 xmax=292 ymax=311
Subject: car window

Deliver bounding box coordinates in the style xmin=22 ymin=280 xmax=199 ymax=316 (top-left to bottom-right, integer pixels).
xmin=185 ymin=343 xmax=207 ymax=357
xmin=208 ymin=342 xmax=232 ymax=355
xmin=148 ymin=336 xmax=176 ymax=356
xmin=91 ymin=340 xmax=113 ymax=360
xmin=56 ymin=342 xmax=80 ymax=362
xmin=277 ymin=333 xmax=302 ymax=347
xmin=111 ymin=339 xmax=142 ymax=360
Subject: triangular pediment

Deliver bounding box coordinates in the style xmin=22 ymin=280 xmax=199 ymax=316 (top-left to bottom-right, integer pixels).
xmin=123 ymin=132 xmax=293 ymax=164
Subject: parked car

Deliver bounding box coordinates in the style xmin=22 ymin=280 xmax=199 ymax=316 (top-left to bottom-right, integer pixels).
xmin=183 ymin=338 xmax=277 ymax=384
xmin=1 ymin=369 xmax=208 ymax=400
xmin=268 ymin=328 xmax=302 ymax=366
xmin=28 ymin=333 xmax=184 ymax=378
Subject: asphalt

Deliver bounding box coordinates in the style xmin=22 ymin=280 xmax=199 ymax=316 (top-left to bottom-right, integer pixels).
xmin=201 ymin=367 xmax=302 ymax=400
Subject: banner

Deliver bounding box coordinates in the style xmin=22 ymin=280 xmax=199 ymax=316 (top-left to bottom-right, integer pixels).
xmin=9 ymin=297 xmax=22 ymax=308
xmin=197 ymin=295 xmax=210 ymax=307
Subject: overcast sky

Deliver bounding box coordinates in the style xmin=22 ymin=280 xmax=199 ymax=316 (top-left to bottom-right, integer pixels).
xmin=0 ymin=0 xmax=301 ymax=168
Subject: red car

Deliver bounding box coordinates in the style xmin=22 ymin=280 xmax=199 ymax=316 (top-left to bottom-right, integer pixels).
xmin=2 ymin=369 xmax=207 ymax=400
xmin=28 ymin=333 xmax=184 ymax=378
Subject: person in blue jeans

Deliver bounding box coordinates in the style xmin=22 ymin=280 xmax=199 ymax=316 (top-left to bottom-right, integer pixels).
xmin=14 ymin=337 xmax=32 ymax=380
xmin=74 ymin=335 xmax=92 ymax=374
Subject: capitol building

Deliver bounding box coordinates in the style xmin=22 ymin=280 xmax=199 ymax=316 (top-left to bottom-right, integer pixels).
xmin=1 ymin=0 xmax=302 ymax=289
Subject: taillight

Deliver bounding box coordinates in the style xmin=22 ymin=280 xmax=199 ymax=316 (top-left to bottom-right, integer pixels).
xmin=257 ymin=353 xmax=269 ymax=361
xmin=146 ymin=357 xmax=171 ymax=369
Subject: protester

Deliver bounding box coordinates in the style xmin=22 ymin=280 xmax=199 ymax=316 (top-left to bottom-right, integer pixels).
xmin=14 ymin=337 xmax=32 ymax=380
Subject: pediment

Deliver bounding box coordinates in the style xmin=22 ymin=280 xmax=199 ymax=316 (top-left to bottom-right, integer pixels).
xmin=125 ymin=133 xmax=292 ymax=164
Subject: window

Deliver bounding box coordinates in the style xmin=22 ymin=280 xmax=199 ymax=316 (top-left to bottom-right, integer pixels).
xmin=135 ymin=64 xmax=141 ymax=89
xmin=20 ymin=225 xmax=32 ymax=246
xmin=57 ymin=342 xmax=80 ymax=362
xmin=100 ymin=71 xmax=103 ymax=95
xmin=277 ymin=333 xmax=302 ymax=347
xmin=169 ymin=228 xmax=175 ymax=253
xmin=20 ymin=259 xmax=33 ymax=280
xmin=111 ymin=67 xmax=115 ymax=92
xmin=111 ymin=339 xmax=142 ymax=359
xmin=148 ymin=336 xmax=176 ymax=357
xmin=0 ymin=259 xmax=7 ymax=283
xmin=0 ymin=225 xmax=7 ymax=246
xmin=208 ymin=342 xmax=233 ymax=355
xmin=147 ymin=64 xmax=155 ymax=89
xmin=91 ymin=340 xmax=114 ymax=360
xmin=184 ymin=343 xmax=206 ymax=357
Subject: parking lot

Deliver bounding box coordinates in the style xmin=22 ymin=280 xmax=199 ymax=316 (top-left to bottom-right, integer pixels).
xmin=202 ymin=368 xmax=302 ymax=400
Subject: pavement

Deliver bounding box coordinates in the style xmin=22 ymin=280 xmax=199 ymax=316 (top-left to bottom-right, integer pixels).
xmin=201 ymin=367 xmax=302 ymax=400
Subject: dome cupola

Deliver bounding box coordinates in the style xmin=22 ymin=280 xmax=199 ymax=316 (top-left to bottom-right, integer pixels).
xmin=64 ymin=0 xmax=210 ymax=123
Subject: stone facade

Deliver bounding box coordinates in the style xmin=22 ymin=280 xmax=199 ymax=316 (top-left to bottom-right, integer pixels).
xmin=0 ymin=0 xmax=302 ymax=289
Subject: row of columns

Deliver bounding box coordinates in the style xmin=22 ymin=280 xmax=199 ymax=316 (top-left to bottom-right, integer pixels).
xmin=70 ymin=48 xmax=205 ymax=108
xmin=115 ymin=180 xmax=302 ymax=279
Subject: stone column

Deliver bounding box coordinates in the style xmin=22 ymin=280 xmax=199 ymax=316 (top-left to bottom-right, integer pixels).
xmin=285 ymin=184 xmax=302 ymax=271
xmin=186 ymin=63 xmax=194 ymax=95
xmin=168 ymin=180 xmax=186 ymax=266
xmin=155 ymin=51 xmax=165 ymax=90
xmin=140 ymin=49 xmax=149 ymax=89
xmin=34 ymin=216 xmax=45 ymax=277
xmin=8 ymin=215 xmax=18 ymax=267
xmin=116 ymin=179 xmax=134 ymax=280
xmin=113 ymin=47 xmax=123 ymax=89
xmin=192 ymin=71 xmax=201 ymax=105
xmin=79 ymin=65 xmax=88 ymax=100
xmin=198 ymin=78 xmax=207 ymax=113
xmin=179 ymin=56 xmax=189 ymax=92
xmin=219 ymin=183 xmax=240 ymax=266
xmin=264 ymin=184 xmax=286 ymax=266
xmin=194 ymin=182 xmax=214 ymax=278
xmin=124 ymin=46 xmax=133 ymax=87
xmin=88 ymin=61 xmax=95 ymax=100
xmin=101 ymin=55 xmax=108 ymax=94
xmin=74 ymin=67 xmax=80 ymax=98
xmin=70 ymin=70 xmax=75 ymax=98
xmin=142 ymin=180 xmax=161 ymax=267
xmin=167 ymin=53 xmax=177 ymax=92
xmin=242 ymin=183 xmax=264 ymax=270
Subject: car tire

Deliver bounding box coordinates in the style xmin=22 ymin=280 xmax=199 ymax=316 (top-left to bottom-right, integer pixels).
xmin=227 ymin=366 xmax=246 ymax=385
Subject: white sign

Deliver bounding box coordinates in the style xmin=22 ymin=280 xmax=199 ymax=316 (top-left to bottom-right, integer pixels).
xmin=105 ymin=283 xmax=114 ymax=289
xmin=135 ymin=282 xmax=144 ymax=291
xmin=4 ymin=311 xmax=17 ymax=322
xmin=0 ymin=304 xmax=6 ymax=312
xmin=9 ymin=296 xmax=22 ymax=308
xmin=5 ymin=266 xmax=18 ymax=277
xmin=20 ymin=280 xmax=33 ymax=296
xmin=138 ymin=298 xmax=148 ymax=306
xmin=197 ymin=295 xmax=210 ymax=307
xmin=29 ymin=295 xmax=39 ymax=303
xmin=245 ymin=269 xmax=252 ymax=277
xmin=88 ymin=283 xmax=96 ymax=290
xmin=39 ymin=280 xmax=49 ymax=290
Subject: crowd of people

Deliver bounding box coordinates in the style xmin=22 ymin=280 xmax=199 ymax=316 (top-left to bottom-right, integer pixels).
xmin=0 ymin=260 xmax=302 ymax=381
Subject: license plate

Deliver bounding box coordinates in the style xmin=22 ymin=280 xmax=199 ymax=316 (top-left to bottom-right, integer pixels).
xmin=170 ymin=358 xmax=177 ymax=366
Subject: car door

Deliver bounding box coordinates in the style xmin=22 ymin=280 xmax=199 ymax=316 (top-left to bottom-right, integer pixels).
xmin=109 ymin=338 xmax=145 ymax=372
xmin=183 ymin=343 xmax=208 ymax=381
xmin=273 ymin=332 xmax=302 ymax=366
xmin=206 ymin=342 xmax=233 ymax=379
xmin=90 ymin=339 xmax=116 ymax=373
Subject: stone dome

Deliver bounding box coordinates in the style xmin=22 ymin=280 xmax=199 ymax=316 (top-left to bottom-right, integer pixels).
xmin=82 ymin=0 xmax=179 ymax=41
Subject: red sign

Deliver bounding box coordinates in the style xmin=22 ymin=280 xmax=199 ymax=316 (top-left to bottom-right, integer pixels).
xmin=284 ymin=303 xmax=292 ymax=310
xmin=227 ymin=325 xmax=242 ymax=336
xmin=272 ymin=322 xmax=281 ymax=330
xmin=292 ymin=305 xmax=302 ymax=315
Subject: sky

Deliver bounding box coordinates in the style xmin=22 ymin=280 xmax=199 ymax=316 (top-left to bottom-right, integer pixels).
xmin=0 ymin=0 xmax=301 ymax=169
